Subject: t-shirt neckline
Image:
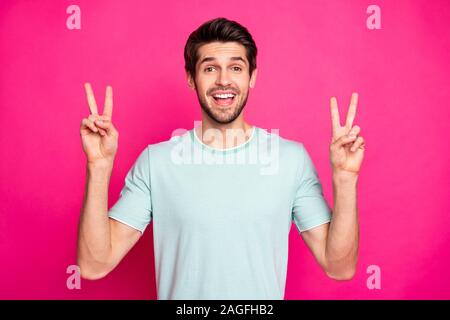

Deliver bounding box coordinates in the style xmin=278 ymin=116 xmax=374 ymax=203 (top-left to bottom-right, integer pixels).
xmin=190 ymin=125 xmax=257 ymax=154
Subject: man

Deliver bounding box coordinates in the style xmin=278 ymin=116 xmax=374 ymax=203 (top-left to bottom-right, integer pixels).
xmin=77 ymin=17 xmax=365 ymax=300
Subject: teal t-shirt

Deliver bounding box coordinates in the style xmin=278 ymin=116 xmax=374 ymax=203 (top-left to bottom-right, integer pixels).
xmin=108 ymin=125 xmax=332 ymax=300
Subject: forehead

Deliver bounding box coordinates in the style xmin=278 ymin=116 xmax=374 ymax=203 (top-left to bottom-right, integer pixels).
xmin=197 ymin=41 xmax=247 ymax=64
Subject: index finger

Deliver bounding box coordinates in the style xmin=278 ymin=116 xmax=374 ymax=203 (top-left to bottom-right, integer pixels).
xmin=345 ymin=92 xmax=358 ymax=128
xmin=84 ymin=82 xmax=98 ymax=115
xmin=103 ymin=85 xmax=113 ymax=118
xmin=330 ymin=96 xmax=341 ymax=136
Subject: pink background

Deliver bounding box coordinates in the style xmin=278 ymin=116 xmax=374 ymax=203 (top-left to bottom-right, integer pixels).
xmin=1 ymin=0 xmax=449 ymax=299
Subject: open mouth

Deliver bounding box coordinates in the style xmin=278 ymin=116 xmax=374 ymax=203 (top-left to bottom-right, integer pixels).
xmin=211 ymin=93 xmax=236 ymax=106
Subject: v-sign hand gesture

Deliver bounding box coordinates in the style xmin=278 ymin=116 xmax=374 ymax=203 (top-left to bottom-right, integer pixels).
xmin=329 ymin=92 xmax=365 ymax=177
xmin=80 ymin=83 xmax=119 ymax=167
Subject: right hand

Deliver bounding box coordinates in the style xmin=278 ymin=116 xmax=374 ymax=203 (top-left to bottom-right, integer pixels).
xmin=80 ymin=83 xmax=119 ymax=167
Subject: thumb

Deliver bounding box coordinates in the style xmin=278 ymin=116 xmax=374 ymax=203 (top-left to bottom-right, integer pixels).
xmin=332 ymin=134 xmax=358 ymax=149
xmin=94 ymin=119 xmax=117 ymax=136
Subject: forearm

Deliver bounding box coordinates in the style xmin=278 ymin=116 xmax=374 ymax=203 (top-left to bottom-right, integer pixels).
xmin=325 ymin=172 xmax=359 ymax=278
xmin=77 ymin=162 xmax=114 ymax=275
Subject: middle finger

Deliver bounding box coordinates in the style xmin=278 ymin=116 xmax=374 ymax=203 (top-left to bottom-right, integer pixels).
xmin=345 ymin=92 xmax=358 ymax=129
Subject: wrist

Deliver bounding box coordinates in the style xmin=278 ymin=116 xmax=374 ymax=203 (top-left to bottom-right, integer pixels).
xmin=87 ymin=161 xmax=113 ymax=176
xmin=332 ymin=170 xmax=359 ymax=186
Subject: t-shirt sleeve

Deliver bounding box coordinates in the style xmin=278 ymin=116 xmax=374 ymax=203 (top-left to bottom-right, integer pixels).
xmin=108 ymin=146 xmax=152 ymax=234
xmin=292 ymin=143 xmax=332 ymax=233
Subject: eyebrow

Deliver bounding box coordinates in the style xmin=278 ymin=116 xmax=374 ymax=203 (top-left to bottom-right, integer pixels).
xmin=199 ymin=56 xmax=247 ymax=66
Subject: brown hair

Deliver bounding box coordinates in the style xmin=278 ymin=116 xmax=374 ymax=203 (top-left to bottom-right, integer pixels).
xmin=184 ymin=17 xmax=258 ymax=79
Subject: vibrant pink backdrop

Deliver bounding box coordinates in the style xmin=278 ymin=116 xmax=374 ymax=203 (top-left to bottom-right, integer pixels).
xmin=0 ymin=0 xmax=449 ymax=299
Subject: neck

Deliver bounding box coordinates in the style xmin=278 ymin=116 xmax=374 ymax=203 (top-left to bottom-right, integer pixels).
xmin=195 ymin=117 xmax=254 ymax=150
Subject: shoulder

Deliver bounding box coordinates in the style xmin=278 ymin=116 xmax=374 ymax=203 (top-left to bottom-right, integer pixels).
xmin=257 ymin=127 xmax=305 ymax=158
xmin=145 ymin=129 xmax=192 ymax=162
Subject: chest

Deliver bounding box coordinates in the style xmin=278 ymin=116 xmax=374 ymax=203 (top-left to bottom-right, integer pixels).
xmin=150 ymin=163 xmax=295 ymax=229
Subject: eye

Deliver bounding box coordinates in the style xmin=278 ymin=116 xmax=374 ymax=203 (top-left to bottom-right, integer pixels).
xmin=232 ymin=66 xmax=242 ymax=72
xmin=205 ymin=66 xmax=215 ymax=72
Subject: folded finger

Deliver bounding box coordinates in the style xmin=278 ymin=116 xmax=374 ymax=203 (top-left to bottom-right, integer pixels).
xmin=81 ymin=118 xmax=99 ymax=133
xmin=334 ymin=134 xmax=358 ymax=148
xmin=350 ymin=136 xmax=365 ymax=152
xmin=94 ymin=119 xmax=114 ymax=135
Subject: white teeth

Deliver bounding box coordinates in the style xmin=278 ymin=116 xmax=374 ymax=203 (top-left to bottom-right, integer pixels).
xmin=213 ymin=93 xmax=235 ymax=98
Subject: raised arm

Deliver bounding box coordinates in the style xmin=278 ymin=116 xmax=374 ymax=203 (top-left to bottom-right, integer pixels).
xmin=300 ymin=92 xmax=365 ymax=280
xmin=77 ymin=83 xmax=142 ymax=280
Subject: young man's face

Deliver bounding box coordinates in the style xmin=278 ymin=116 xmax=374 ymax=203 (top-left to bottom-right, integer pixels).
xmin=187 ymin=41 xmax=257 ymax=124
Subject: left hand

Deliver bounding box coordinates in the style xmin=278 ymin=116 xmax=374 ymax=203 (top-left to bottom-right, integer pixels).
xmin=329 ymin=92 xmax=365 ymax=176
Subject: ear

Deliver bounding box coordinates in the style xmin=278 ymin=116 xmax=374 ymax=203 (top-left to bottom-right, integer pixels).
xmin=186 ymin=71 xmax=196 ymax=90
xmin=249 ymin=68 xmax=258 ymax=88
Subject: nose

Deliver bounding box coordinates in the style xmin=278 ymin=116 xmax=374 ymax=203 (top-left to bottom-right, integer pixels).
xmin=215 ymin=70 xmax=232 ymax=86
